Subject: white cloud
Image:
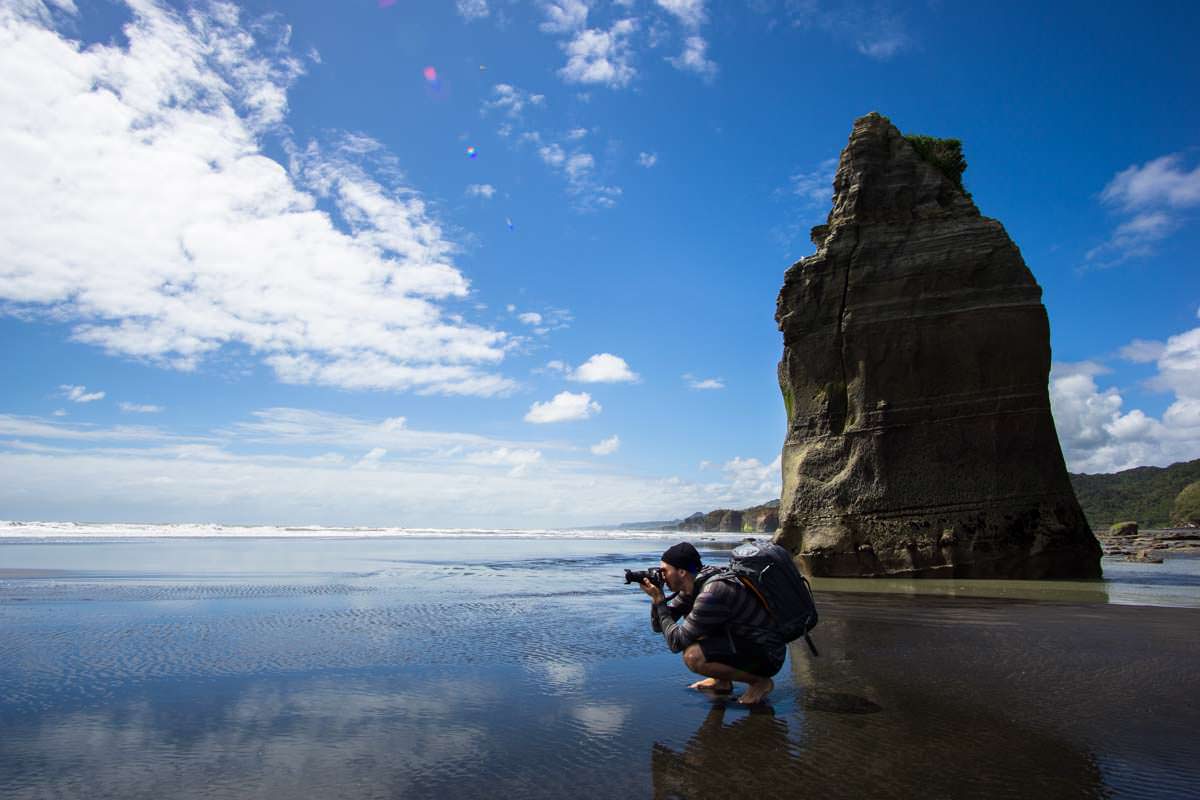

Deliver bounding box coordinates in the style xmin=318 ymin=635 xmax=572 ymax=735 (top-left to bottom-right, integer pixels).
xmin=590 ymin=435 xmax=620 ymax=455
xmin=638 ymin=152 xmax=657 ymax=168
xmin=482 ymin=83 xmax=546 ymax=119
xmin=518 ymin=312 xmax=543 ymax=325
xmin=0 ymin=438 xmax=793 ymax=527
xmin=534 ymin=139 xmax=621 ymax=210
xmin=570 ymin=353 xmax=639 ymax=383
xmin=1119 ymin=338 xmax=1166 ymax=364
xmin=564 ymin=152 xmax=595 ymax=180
xmin=456 ymin=0 xmax=490 ymax=22
xmin=720 ymin=454 xmax=781 ymax=501
xmin=566 ymin=127 xmax=589 ymax=140
xmin=1084 ymin=212 xmax=1176 ymax=266
xmin=0 ymin=413 xmax=183 ymax=443
xmin=119 ymin=402 xmax=164 ymax=413
xmin=685 ymin=375 xmax=724 ymax=390
xmin=0 ymin=406 xmax=790 ymax=526
xmin=1050 ymin=326 xmax=1200 ymax=472
xmin=229 ymin=407 xmax=552 ymax=457
xmin=466 ymin=183 xmax=496 ymax=199
xmin=789 ymin=3 xmax=913 ymax=61
xmin=354 ymin=447 xmax=387 ymax=469
xmin=540 ymin=0 xmax=589 ymax=34
xmin=789 ymin=156 xmax=839 ymax=205
xmin=667 ymin=36 xmax=717 ymax=78
xmin=525 ymin=391 xmax=601 ymax=423
xmin=655 ymin=0 xmax=707 ymax=28
xmin=538 ymin=143 xmax=567 ymax=167
xmin=855 ymin=29 xmax=909 ymax=59
xmin=1087 ymin=153 xmax=1200 ymax=268
xmin=60 ymin=385 xmax=105 ymax=403
xmin=1100 ymin=154 xmax=1200 ymax=210
xmin=559 ymin=19 xmax=638 ymax=89
xmin=52 ymin=409 xmax=67 ymax=417
xmin=1155 ymin=326 xmax=1200 ymax=399
xmin=465 ymin=446 xmax=543 ymax=476
xmin=0 ymin=1 xmax=514 ymax=397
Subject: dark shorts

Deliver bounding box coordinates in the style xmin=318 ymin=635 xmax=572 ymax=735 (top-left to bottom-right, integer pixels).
xmin=698 ymin=635 xmax=785 ymax=678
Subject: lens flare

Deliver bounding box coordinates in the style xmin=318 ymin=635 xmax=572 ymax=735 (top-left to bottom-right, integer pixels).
xmin=466 ymin=146 xmax=477 ymax=159
xmin=423 ymin=66 xmax=438 ymax=82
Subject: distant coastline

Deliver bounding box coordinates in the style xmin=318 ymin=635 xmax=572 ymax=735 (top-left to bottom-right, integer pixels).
xmin=617 ymin=458 xmax=1200 ymax=534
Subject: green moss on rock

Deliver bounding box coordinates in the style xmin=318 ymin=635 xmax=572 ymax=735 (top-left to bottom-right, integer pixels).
xmin=780 ymin=381 xmax=794 ymax=425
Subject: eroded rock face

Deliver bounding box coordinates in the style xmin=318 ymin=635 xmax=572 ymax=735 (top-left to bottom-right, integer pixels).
xmin=774 ymin=112 xmax=1101 ymax=579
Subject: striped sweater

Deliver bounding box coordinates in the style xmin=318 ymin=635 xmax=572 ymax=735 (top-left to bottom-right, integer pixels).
xmin=651 ymin=566 xmax=784 ymax=657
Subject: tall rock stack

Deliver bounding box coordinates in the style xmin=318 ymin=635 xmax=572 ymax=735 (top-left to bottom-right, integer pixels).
xmin=775 ymin=113 xmax=1101 ymax=579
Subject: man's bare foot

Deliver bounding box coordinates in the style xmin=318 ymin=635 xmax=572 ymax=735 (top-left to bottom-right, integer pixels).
xmin=738 ymin=677 xmax=773 ymax=705
xmin=689 ymin=677 xmax=733 ymax=693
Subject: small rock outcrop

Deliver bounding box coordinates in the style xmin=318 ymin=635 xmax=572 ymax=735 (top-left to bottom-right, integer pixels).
xmin=774 ymin=112 xmax=1101 ymax=579
xmin=1108 ymin=521 xmax=1139 ymax=538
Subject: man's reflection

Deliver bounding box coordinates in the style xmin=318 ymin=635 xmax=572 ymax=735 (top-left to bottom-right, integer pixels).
xmin=651 ymin=702 xmax=799 ymax=800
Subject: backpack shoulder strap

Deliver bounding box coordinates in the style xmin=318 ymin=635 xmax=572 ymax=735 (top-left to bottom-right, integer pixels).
xmin=691 ymin=565 xmax=732 ymax=595
xmin=734 ymin=573 xmax=774 ymax=617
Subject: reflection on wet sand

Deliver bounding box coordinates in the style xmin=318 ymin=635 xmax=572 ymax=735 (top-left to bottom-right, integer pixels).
xmin=0 ymin=674 xmax=500 ymax=800
xmin=784 ymin=593 xmax=1195 ymax=799
xmin=652 ymin=704 xmax=801 ymax=800
xmin=2 ymin=538 xmax=1199 ymax=799
xmin=811 ymin=575 xmax=1112 ymax=604
xmin=649 ymin=589 xmax=1198 ymax=799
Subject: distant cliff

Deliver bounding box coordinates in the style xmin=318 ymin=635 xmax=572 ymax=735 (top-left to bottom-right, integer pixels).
xmin=668 ymin=500 xmax=780 ymax=534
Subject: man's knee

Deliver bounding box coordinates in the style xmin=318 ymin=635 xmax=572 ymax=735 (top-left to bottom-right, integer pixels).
xmin=682 ymin=643 xmax=705 ymax=671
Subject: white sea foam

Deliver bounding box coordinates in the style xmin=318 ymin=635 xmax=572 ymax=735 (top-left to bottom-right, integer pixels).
xmin=0 ymin=520 xmax=736 ymax=541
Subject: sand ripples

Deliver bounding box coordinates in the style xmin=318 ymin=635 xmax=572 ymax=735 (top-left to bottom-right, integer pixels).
xmin=3 ymin=539 xmax=1199 ymax=799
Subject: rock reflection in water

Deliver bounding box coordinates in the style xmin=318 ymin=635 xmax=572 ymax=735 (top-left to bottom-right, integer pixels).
xmin=782 ymin=594 xmax=1127 ymax=800
xmin=652 ymin=704 xmax=801 ymax=800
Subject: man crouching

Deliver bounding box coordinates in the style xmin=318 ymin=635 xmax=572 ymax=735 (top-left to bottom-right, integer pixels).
xmin=641 ymin=542 xmax=784 ymax=705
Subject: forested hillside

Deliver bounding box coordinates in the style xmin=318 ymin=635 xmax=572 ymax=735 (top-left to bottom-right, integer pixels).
xmin=1070 ymin=459 xmax=1200 ymax=528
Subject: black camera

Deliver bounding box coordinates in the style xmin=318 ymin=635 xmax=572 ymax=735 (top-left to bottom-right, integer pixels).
xmin=624 ymin=567 xmax=665 ymax=588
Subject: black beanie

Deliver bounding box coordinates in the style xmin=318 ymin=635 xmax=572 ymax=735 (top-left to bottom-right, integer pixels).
xmin=661 ymin=542 xmax=702 ymax=574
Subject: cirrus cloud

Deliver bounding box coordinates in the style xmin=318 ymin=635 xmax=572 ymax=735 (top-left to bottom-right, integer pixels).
xmin=1086 ymin=153 xmax=1200 ymax=269
xmin=590 ymin=434 xmax=620 ymax=455
xmin=59 ymin=385 xmax=105 ymax=404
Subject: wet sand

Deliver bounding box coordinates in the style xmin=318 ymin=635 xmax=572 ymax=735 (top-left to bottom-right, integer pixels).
xmin=1 ymin=537 xmax=1197 ymax=799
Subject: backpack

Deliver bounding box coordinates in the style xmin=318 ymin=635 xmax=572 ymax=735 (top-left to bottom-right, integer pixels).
xmin=721 ymin=538 xmax=820 ymax=656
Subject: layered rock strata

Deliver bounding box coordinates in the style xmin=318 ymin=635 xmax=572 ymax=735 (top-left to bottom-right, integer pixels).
xmin=774 ymin=113 xmax=1101 ymax=578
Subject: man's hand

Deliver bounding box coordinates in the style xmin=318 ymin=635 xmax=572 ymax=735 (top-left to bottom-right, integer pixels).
xmin=640 ymin=578 xmax=665 ymax=605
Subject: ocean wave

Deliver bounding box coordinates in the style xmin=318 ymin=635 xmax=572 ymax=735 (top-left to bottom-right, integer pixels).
xmin=0 ymin=520 xmax=743 ymax=541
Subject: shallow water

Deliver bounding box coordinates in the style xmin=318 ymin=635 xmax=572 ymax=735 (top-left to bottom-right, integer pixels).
xmin=2 ymin=536 xmax=1198 ymax=799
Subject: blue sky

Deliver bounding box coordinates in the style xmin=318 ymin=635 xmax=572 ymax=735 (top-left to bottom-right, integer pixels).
xmin=1 ymin=0 xmax=1198 ymax=527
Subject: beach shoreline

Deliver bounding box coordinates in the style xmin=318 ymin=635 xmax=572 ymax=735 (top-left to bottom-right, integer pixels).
xmin=1 ymin=536 xmax=1197 ymax=798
